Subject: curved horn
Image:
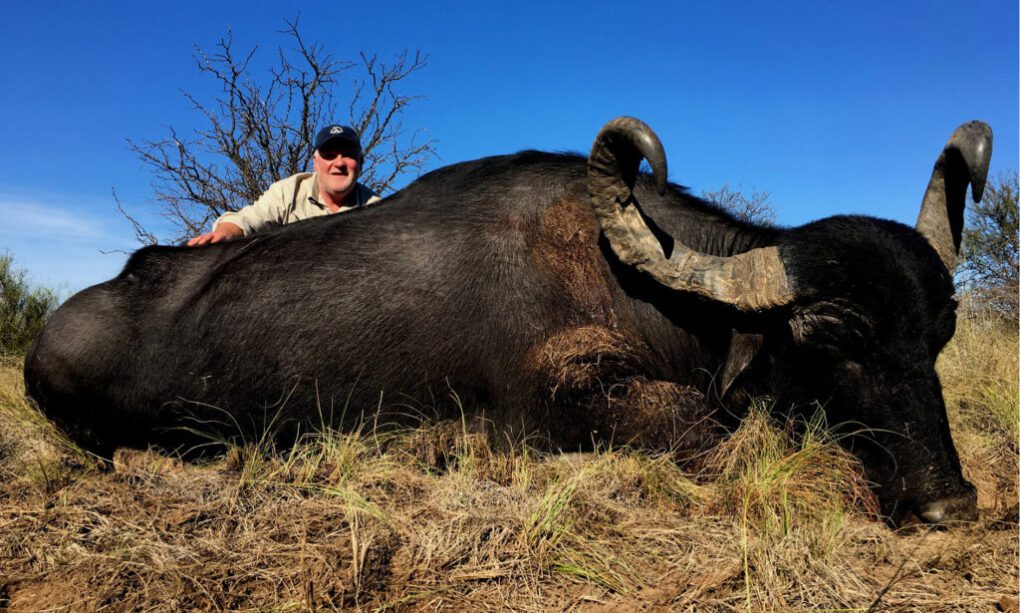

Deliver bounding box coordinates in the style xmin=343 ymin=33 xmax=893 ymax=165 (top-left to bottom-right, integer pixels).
xmin=587 ymin=117 xmax=795 ymax=311
xmin=915 ymin=121 xmax=993 ymax=273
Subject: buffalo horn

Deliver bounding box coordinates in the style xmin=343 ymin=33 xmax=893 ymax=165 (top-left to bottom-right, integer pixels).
xmin=915 ymin=120 xmax=993 ymax=273
xmin=588 ymin=117 xmax=795 ymax=311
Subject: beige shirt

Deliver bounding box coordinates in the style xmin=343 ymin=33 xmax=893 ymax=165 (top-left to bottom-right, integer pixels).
xmin=214 ymin=172 xmax=382 ymax=236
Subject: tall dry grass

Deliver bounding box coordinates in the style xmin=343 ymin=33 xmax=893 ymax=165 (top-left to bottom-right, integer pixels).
xmin=938 ymin=306 xmax=1019 ymax=515
xmin=0 ymin=306 xmax=1016 ymax=611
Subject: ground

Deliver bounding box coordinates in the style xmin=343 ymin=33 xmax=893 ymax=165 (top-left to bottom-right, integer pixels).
xmin=0 ymin=309 xmax=1016 ymax=611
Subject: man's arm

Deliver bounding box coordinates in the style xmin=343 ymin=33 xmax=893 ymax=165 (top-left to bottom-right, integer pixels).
xmin=187 ymin=177 xmax=297 ymax=246
xmin=186 ymin=222 xmax=244 ymax=246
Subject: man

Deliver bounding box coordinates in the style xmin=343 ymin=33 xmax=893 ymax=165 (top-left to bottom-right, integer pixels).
xmin=187 ymin=124 xmax=382 ymax=246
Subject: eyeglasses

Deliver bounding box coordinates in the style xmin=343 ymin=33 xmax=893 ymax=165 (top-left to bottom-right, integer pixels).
xmin=318 ymin=148 xmax=360 ymax=161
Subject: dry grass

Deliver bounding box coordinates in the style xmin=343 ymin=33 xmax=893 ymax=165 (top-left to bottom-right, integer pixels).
xmin=939 ymin=309 xmax=1020 ymax=521
xmin=1 ymin=309 xmax=1017 ymax=611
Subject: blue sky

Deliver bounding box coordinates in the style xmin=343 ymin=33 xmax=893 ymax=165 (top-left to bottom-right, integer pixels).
xmin=1 ymin=1 xmax=1016 ymax=294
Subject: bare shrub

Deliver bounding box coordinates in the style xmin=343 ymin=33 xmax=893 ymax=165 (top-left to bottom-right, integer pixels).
xmin=959 ymin=170 xmax=1019 ymax=321
xmin=702 ymin=184 xmax=777 ymax=226
xmin=125 ymin=16 xmax=436 ymax=244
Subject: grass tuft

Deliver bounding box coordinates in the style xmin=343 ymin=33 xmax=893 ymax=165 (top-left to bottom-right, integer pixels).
xmin=705 ymin=404 xmax=877 ymax=554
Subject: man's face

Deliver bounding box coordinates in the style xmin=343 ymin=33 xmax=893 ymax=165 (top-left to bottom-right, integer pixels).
xmin=313 ymin=140 xmax=361 ymax=201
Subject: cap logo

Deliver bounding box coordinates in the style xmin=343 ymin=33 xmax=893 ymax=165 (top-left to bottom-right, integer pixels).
xmin=330 ymin=126 xmax=344 ymax=135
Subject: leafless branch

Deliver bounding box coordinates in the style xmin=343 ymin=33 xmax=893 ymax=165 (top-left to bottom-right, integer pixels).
xmin=702 ymin=184 xmax=778 ymax=227
xmin=112 ymin=188 xmax=158 ymax=246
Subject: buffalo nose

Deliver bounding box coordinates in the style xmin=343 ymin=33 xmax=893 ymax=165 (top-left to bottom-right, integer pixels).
xmin=918 ymin=488 xmax=978 ymax=525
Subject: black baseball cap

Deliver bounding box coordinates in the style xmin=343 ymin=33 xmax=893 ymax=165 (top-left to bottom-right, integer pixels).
xmin=314 ymin=124 xmax=362 ymax=152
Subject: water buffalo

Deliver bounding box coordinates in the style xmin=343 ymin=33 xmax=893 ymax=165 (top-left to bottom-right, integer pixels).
xmin=25 ymin=117 xmax=991 ymax=525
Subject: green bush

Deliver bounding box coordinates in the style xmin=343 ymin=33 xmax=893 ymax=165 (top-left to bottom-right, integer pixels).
xmin=0 ymin=253 xmax=59 ymax=355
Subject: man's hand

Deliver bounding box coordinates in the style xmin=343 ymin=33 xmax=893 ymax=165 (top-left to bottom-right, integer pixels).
xmin=187 ymin=222 xmax=243 ymax=247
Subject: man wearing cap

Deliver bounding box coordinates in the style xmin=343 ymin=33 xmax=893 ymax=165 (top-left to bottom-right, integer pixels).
xmin=187 ymin=124 xmax=382 ymax=246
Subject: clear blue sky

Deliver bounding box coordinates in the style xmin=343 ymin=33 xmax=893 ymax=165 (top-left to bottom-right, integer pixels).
xmin=1 ymin=1 xmax=1016 ymax=294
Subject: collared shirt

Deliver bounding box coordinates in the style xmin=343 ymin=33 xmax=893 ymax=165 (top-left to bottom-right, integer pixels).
xmin=214 ymin=172 xmax=382 ymax=236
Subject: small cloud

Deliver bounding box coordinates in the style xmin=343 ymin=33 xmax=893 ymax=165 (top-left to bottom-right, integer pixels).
xmin=0 ymin=190 xmax=141 ymax=293
xmin=0 ymin=196 xmax=116 ymax=242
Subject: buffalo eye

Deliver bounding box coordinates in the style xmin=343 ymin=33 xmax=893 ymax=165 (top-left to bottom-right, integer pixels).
xmin=790 ymin=309 xmax=872 ymax=361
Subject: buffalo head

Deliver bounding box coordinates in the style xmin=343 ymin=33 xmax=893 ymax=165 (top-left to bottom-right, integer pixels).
xmin=587 ymin=117 xmax=991 ymax=524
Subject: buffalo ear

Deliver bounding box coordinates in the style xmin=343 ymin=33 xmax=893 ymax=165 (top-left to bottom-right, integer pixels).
xmin=720 ymin=331 xmax=765 ymax=399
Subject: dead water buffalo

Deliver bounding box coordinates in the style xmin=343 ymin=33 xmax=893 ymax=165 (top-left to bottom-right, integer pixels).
xmin=25 ymin=117 xmax=991 ymax=525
